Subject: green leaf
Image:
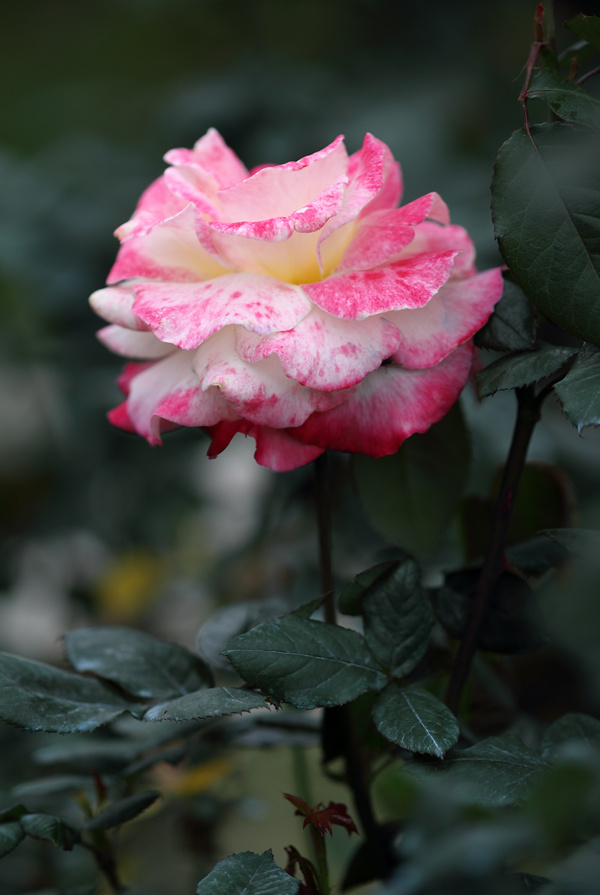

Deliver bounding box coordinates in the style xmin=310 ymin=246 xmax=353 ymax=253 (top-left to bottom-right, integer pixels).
xmin=12 ymin=776 xmax=92 ymax=798
xmin=223 ymin=616 xmax=387 ymax=710
xmin=362 ymin=558 xmax=434 ymax=677
xmin=0 ymin=822 xmax=25 ymax=859
xmin=434 ymin=570 xmax=547 ymax=653
xmin=529 ymin=69 xmax=600 ymax=128
xmin=64 ymin=626 xmax=213 ymax=699
xmin=492 ymin=123 xmax=600 ymax=346
xmin=566 ymin=14 xmax=600 ymax=48
xmin=20 ymin=813 xmax=80 ymax=849
xmin=554 ymin=344 xmax=600 ymax=431
xmin=475 ymin=275 xmax=536 ymax=352
xmin=407 ymin=735 xmax=547 ymax=806
xmin=505 ymin=535 xmax=569 ymax=576
xmin=476 ymin=344 xmax=576 ymax=398
xmin=339 ymin=561 xmax=400 ymax=616
xmin=354 ymin=404 xmax=469 ymax=554
xmin=372 ymin=684 xmax=459 ymax=758
xmin=544 ymin=527 xmax=600 ymax=558
xmin=197 ymin=597 xmax=288 ymax=670
xmin=144 ymin=686 xmax=270 ymax=722
xmin=541 ymin=713 xmax=600 ymax=761
xmin=196 ymin=850 xmax=299 ymax=895
xmin=33 ymin=738 xmax=138 ymax=774
xmin=85 ymin=791 xmax=161 ymax=831
xmin=0 ymin=652 xmax=136 ymax=733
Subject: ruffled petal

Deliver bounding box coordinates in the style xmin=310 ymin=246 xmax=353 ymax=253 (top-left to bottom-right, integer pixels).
xmin=209 ymin=176 xmax=347 ymax=242
xmin=119 ymin=350 xmax=237 ymax=445
xmin=291 ymin=340 xmax=474 ymax=456
xmin=165 ymin=128 xmax=248 ymax=189
xmin=114 ymin=177 xmax=186 ymax=242
xmin=132 ymin=273 xmax=312 ymax=349
xmin=108 ymin=204 xmax=229 ymax=285
xmin=303 ymin=250 xmax=458 ymax=319
xmin=317 ymin=134 xmax=402 ymax=254
xmin=97 ymin=325 xmax=176 ymax=359
xmin=387 ymin=268 xmax=504 ymax=369
xmin=215 ymin=135 xmax=347 ymax=222
xmin=236 ymin=307 xmax=400 ymax=390
xmin=89 ymin=286 xmax=148 ymax=331
xmin=336 ymin=192 xmax=451 ymax=274
xmin=252 ymin=427 xmax=325 ymax=470
xmin=193 ymin=327 xmax=353 ymax=428
xmin=400 ymin=222 xmax=476 ymax=278
xmin=205 ymin=421 xmax=325 ymax=471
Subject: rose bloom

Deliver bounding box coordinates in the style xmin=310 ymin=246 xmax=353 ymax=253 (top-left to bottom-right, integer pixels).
xmin=90 ymin=130 xmax=502 ymax=471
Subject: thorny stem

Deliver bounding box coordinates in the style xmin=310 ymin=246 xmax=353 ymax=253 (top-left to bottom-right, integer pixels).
xmin=313 ymin=454 xmax=394 ymax=880
xmin=445 ymin=386 xmax=543 ymax=715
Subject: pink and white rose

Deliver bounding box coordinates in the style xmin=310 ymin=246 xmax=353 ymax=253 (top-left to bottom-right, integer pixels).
xmin=90 ymin=129 xmax=503 ymax=471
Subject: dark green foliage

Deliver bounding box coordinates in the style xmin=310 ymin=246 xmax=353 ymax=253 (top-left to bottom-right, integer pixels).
xmin=492 ymin=123 xmax=600 ymax=346
xmin=196 ymin=850 xmax=299 ymax=894
xmin=144 ymin=686 xmax=270 ymax=722
xmin=361 ymin=558 xmax=434 ymax=677
xmin=0 ymin=652 xmax=138 ymax=733
xmin=223 ymin=616 xmax=387 ymax=709
xmin=566 ymin=13 xmax=600 ymax=47
xmin=20 ymin=813 xmax=80 ymax=849
xmin=84 ymin=791 xmax=160 ymax=831
xmin=407 ymin=736 xmax=548 ymax=807
xmin=476 ymin=345 xmax=577 ymax=398
xmin=64 ymin=626 xmax=214 ymax=698
xmin=354 ymin=405 xmax=469 ymax=554
xmin=372 ymin=685 xmax=459 ymax=758
xmin=528 ymin=69 xmax=600 ymax=127
xmin=475 ymin=275 xmax=536 ymax=352
xmin=554 ymin=345 xmax=600 ymax=431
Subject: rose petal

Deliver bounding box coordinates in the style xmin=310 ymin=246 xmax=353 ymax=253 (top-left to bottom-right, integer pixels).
xmin=236 ymin=307 xmax=400 ymax=390
xmin=121 ymin=350 xmax=237 ymax=444
xmin=205 ymin=421 xmax=325 ymax=471
xmin=162 ymin=166 xmax=223 ymax=220
xmin=165 ymin=128 xmax=248 ymax=189
xmin=89 ymin=286 xmax=148 ymax=331
xmin=97 ymin=325 xmax=176 ymax=359
xmin=317 ymin=133 xmax=402 ymax=253
xmin=115 ymin=177 xmax=186 ymax=243
xmin=132 ymin=273 xmax=313 ymax=349
xmin=193 ymin=327 xmax=353 ymax=428
xmin=108 ymin=204 xmax=229 ymax=285
xmin=303 ymin=250 xmax=458 ymax=319
xmin=401 ymin=222 xmax=476 ymax=278
xmin=108 ymin=401 xmax=138 ymax=434
xmin=215 ymin=135 xmax=347 ymax=222
xmin=291 ymin=340 xmax=474 ymax=456
xmin=209 ymin=176 xmax=347 ymax=243
xmin=387 ymin=268 xmax=504 ymax=369
xmin=337 ymin=211 xmax=416 ymax=273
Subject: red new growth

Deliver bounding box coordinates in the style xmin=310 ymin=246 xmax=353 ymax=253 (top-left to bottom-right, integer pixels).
xmin=284 ymin=793 xmax=358 ymax=837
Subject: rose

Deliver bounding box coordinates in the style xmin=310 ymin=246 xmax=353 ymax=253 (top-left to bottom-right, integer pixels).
xmin=90 ymin=129 xmax=502 ymax=472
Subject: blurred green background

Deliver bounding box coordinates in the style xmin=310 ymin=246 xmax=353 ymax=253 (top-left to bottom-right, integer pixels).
xmin=2 ymin=1 xmax=600 ymax=892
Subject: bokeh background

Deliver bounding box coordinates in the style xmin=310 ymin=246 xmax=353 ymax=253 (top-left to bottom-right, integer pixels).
xmin=1 ymin=1 xmax=600 ymax=892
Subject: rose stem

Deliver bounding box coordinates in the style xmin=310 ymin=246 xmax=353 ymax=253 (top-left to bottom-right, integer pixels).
xmin=444 ymin=384 xmax=544 ymax=715
xmin=314 ymin=453 xmax=393 ymax=879
xmin=80 ymin=840 xmax=127 ymax=893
